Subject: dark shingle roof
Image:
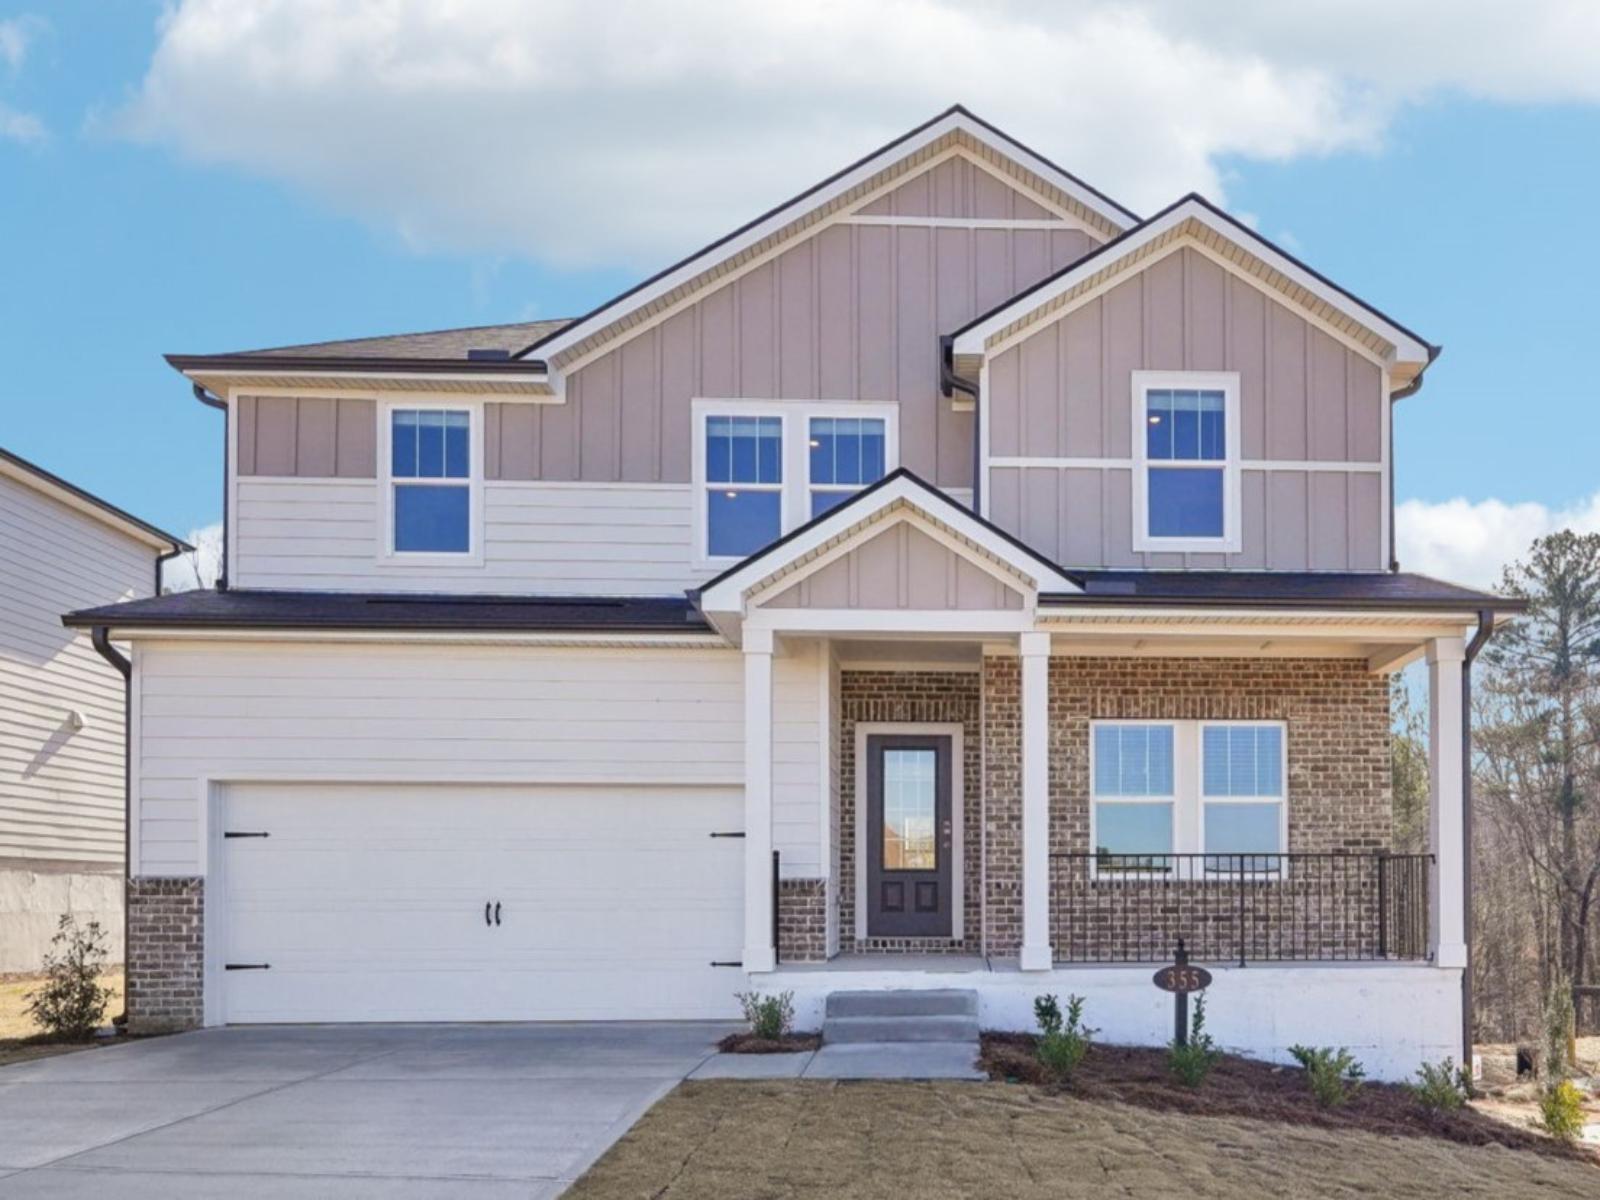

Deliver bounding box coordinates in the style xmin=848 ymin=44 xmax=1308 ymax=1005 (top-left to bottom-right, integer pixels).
xmin=1046 ymin=571 xmax=1521 ymax=611
xmin=63 ymin=590 xmax=710 ymax=634
xmin=227 ymin=319 xmax=573 ymax=361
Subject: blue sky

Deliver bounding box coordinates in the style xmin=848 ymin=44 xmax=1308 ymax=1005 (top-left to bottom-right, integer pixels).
xmin=2 ymin=2 xmax=1596 ymax=586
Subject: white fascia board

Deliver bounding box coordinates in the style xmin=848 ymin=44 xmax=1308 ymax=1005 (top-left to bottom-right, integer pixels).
xmin=520 ymin=111 xmax=1135 ymax=365
xmin=951 ymin=198 xmax=1432 ymax=366
xmin=697 ymin=473 xmax=1080 ymax=615
xmin=185 ymin=367 xmax=550 ymax=388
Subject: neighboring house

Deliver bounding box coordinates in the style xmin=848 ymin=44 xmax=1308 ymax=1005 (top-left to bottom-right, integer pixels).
xmin=0 ymin=448 xmax=189 ymax=972
xmin=65 ymin=107 xmax=1518 ymax=1078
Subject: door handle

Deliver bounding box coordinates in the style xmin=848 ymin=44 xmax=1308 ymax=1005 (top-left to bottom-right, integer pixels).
xmin=484 ymin=901 xmax=491 ymax=927
xmin=494 ymin=902 xmax=502 ymax=926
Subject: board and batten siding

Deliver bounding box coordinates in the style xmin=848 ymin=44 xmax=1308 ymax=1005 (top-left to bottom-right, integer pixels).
xmin=0 ymin=476 xmax=154 ymax=865
xmin=488 ymin=222 xmax=1098 ymax=489
xmin=985 ymin=246 xmax=1386 ymax=571
xmin=132 ymin=639 xmax=826 ymax=880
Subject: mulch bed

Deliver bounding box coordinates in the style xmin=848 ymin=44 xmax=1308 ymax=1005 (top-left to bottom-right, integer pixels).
xmin=980 ymin=1032 xmax=1598 ymax=1166
xmin=717 ymin=1031 xmax=822 ymax=1054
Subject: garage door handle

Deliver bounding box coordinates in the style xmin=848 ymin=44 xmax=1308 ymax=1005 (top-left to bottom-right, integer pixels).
xmin=493 ymin=902 xmax=501 ymax=926
xmin=484 ymin=901 xmax=491 ymax=927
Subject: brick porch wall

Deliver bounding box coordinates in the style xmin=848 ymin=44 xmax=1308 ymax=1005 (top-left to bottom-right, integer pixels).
xmin=777 ymin=878 xmax=827 ymax=962
xmin=838 ymin=670 xmax=982 ymax=953
xmin=981 ymin=655 xmax=1393 ymax=959
xmin=126 ymin=876 xmax=204 ymax=1034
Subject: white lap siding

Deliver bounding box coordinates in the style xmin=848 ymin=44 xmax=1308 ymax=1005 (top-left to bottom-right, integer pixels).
xmin=0 ymin=477 xmax=150 ymax=866
xmin=132 ymin=639 xmax=824 ymax=880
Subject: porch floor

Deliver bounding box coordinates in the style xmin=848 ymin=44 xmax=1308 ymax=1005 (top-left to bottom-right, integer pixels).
xmin=779 ymin=954 xmax=993 ymax=973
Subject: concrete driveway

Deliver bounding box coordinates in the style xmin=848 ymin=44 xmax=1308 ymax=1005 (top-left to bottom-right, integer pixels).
xmin=0 ymin=1022 xmax=734 ymax=1198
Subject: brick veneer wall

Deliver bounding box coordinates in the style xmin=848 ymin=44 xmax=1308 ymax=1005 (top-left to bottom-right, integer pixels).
xmin=838 ymin=670 xmax=982 ymax=953
xmin=777 ymin=878 xmax=827 ymax=962
xmin=126 ymin=876 xmax=204 ymax=1033
xmin=981 ymin=655 xmax=1393 ymax=959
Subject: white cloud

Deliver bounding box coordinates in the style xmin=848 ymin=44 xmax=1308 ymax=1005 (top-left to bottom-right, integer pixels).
xmin=110 ymin=1 xmax=1600 ymax=268
xmin=0 ymin=16 xmax=39 ymax=72
xmin=0 ymin=100 xmax=44 ymax=144
xmin=1396 ymin=493 xmax=1600 ymax=589
xmin=162 ymin=522 xmax=223 ymax=592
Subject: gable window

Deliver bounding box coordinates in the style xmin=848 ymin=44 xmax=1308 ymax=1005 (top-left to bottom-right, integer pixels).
xmin=1091 ymin=719 xmax=1286 ymax=875
xmin=387 ymin=407 xmax=475 ymax=556
xmin=694 ymin=401 xmax=897 ymax=563
xmin=1131 ymin=371 xmax=1240 ymax=553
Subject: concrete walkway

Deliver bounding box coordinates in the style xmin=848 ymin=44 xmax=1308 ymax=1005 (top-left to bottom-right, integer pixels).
xmin=689 ymin=1042 xmax=984 ymax=1080
xmin=0 ymin=1022 xmax=735 ymax=1198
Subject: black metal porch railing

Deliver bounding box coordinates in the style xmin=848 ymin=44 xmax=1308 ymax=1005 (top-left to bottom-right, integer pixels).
xmin=1049 ymin=852 xmax=1432 ymax=966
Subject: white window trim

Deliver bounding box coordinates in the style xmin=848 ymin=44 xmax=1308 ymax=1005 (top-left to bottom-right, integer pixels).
xmin=377 ymin=400 xmax=484 ymax=567
xmin=690 ymin=398 xmax=899 ymax=567
xmin=1089 ymin=718 xmax=1287 ymax=880
xmin=1130 ymin=370 xmax=1242 ymax=555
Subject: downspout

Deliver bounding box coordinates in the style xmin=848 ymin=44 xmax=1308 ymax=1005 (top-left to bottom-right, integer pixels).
xmin=153 ymin=545 xmax=183 ymax=597
xmin=192 ymin=384 xmax=228 ymax=591
xmin=90 ymin=627 xmax=132 ymax=1027
xmin=940 ymin=335 xmax=981 ymax=512
xmin=1461 ymin=608 xmax=1496 ymax=1069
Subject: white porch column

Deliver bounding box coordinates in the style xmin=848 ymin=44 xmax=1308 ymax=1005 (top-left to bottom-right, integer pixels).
xmin=1427 ymin=635 xmax=1467 ymax=970
xmin=742 ymin=628 xmax=777 ymax=973
xmin=1019 ymin=631 xmax=1052 ymax=971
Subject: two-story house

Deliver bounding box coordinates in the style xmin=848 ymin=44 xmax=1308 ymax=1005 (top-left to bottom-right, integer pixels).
xmin=66 ymin=108 xmax=1517 ymax=1078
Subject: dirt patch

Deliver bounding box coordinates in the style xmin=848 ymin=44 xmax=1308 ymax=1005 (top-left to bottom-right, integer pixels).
xmin=566 ymin=1078 xmax=1600 ymax=1199
xmin=718 ymin=1031 xmax=822 ymax=1054
xmin=980 ymin=1032 xmax=1597 ymax=1165
xmin=0 ymin=971 xmax=124 ymax=1041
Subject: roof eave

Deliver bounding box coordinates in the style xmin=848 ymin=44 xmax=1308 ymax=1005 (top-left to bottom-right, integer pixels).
xmin=0 ymin=448 xmax=191 ymax=554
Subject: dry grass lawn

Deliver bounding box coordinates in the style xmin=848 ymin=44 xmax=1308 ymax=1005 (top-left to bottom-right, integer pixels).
xmin=0 ymin=971 xmax=123 ymax=1066
xmin=566 ymin=1080 xmax=1599 ymax=1200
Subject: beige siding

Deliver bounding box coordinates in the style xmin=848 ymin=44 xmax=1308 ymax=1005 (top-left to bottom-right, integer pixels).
xmin=986 ymin=246 xmax=1385 ymax=570
xmin=133 ymin=640 xmax=825 ymax=878
xmin=237 ymin=396 xmax=377 ymax=478
xmin=232 ymin=478 xmax=719 ymax=594
xmin=761 ymin=521 xmax=1024 ymax=610
xmin=0 ymin=476 xmax=154 ymax=866
xmin=856 ymin=157 xmax=1064 ymax=219
xmin=492 ymin=222 xmax=1098 ymax=489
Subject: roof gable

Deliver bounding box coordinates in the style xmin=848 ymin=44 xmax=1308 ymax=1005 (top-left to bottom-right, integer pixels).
xmin=0 ymin=447 xmax=189 ymax=554
xmin=519 ymin=107 xmax=1137 ymax=371
xmin=951 ymin=194 xmax=1435 ymax=378
xmin=697 ymin=469 xmax=1079 ymax=618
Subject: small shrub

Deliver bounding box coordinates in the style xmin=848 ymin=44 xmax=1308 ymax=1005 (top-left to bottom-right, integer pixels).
xmin=1538 ymin=1080 xmax=1586 ymax=1143
xmin=1167 ymin=994 xmax=1222 ymax=1088
xmin=25 ymin=915 xmax=114 ymax=1042
xmin=735 ymin=990 xmax=794 ymax=1041
xmin=1405 ymin=1058 xmax=1471 ymax=1113
xmin=1034 ymin=993 xmax=1095 ymax=1081
xmin=1288 ymin=1044 xmax=1365 ymax=1108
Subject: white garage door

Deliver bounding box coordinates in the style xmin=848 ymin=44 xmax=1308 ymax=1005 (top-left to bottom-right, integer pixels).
xmin=219 ymin=782 xmax=745 ymax=1023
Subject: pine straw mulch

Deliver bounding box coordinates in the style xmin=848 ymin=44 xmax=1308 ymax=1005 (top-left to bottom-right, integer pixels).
xmin=981 ymin=1032 xmax=1597 ymax=1165
xmin=718 ymin=1031 xmax=823 ymax=1054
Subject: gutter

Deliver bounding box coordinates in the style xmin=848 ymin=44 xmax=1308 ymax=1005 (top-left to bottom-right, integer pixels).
xmin=192 ymin=384 xmax=228 ymax=591
xmin=88 ymin=627 xmax=132 ymax=1027
xmin=938 ymin=335 xmax=982 ymax=512
xmin=1461 ymin=607 xmax=1496 ymax=1071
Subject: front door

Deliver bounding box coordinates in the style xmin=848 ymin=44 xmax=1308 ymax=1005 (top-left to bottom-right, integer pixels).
xmin=866 ymin=734 xmax=953 ymax=938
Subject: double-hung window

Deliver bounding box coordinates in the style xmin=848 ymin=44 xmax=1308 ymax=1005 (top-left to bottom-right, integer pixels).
xmin=1132 ymin=371 xmax=1240 ymax=553
xmin=695 ymin=402 xmax=897 ymax=562
xmin=1091 ymin=719 xmax=1286 ymax=875
xmin=388 ymin=407 xmax=474 ymax=556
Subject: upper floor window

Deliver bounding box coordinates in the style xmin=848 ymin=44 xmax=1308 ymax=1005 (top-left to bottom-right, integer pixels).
xmin=388 ymin=407 xmax=473 ymax=555
xmin=694 ymin=401 xmax=897 ymax=563
xmin=1131 ymin=371 xmax=1240 ymax=553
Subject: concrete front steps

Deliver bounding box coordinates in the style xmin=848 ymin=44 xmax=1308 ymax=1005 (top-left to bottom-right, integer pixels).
xmin=810 ymin=989 xmax=984 ymax=1079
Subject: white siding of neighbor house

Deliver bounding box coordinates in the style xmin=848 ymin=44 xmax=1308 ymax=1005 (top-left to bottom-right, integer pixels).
xmin=132 ymin=639 xmax=826 ymax=880
xmin=0 ymin=475 xmax=153 ymax=865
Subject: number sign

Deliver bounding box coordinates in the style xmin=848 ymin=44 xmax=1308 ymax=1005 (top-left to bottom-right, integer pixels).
xmin=1152 ymin=964 xmax=1212 ymax=994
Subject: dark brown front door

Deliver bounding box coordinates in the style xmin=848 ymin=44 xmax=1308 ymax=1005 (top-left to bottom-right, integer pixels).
xmin=866 ymin=734 xmax=953 ymax=938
